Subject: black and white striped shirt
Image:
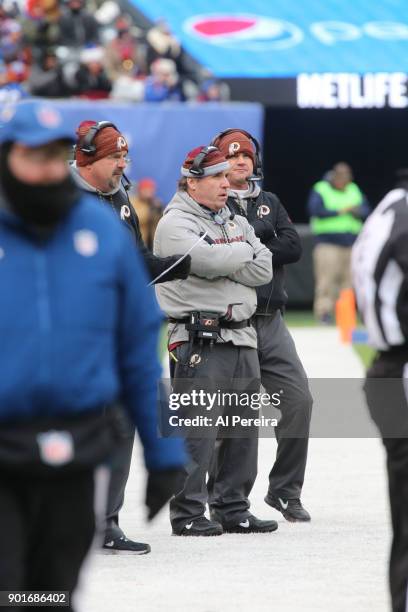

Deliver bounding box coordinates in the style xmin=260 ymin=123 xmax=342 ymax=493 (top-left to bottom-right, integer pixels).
xmin=352 ymin=188 xmax=408 ymax=351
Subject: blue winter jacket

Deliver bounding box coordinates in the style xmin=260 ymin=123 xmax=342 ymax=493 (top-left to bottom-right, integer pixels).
xmin=0 ymin=193 xmax=186 ymax=471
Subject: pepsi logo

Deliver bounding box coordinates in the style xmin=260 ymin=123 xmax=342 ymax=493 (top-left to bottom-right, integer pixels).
xmin=184 ymin=14 xmax=303 ymax=50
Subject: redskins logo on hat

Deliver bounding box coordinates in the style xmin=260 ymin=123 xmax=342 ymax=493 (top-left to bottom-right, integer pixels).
xmin=228 ymin=142 xmax=241 ymax=156
xmin=117 ymin=136 xmax=127 ymax=150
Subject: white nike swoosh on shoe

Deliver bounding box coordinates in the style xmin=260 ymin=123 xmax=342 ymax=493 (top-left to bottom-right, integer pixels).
xmin=278 ymin=498 xmax=289 ymax=510
xmin=104 ymin=540 xmax=114 ymax=547
xmin=239 ymin=519 xmax=250 ymax=528
xmin=185 ymin=522 xmax=193 ymax=530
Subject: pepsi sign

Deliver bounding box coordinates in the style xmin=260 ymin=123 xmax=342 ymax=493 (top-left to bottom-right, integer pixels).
xmin=130 ymin=0 xmax=408 ymax=77
xmin=184 ymin=14 xmax=303 ymax=50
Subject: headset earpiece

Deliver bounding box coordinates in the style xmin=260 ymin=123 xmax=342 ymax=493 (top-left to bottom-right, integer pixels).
xmin=79 ymin=121 xmax=119 ymax=156
xmin=189 ymin=145 xmax=219 ymax=176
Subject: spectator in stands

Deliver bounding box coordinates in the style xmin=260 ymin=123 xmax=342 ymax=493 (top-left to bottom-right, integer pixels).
xmin=58 ymin=0 xmax=100 ymax=48
xmin=74 ymin=46 xmax=112 ymax=99
xmin=28 ymin=48 xmax=71 ymax=97
xmin=21 ymin=0 xmax=61 ymax=60
xmin=307 ymin=162 xmax=370 ymax=323
xmin=0 ymin=5 xmax=23 ymax=60
xmin=0 ymin=75 xmax=28 ymax=103
xmin=130 ymin=178 xmax=163 ymax=250
xmin=197 ymin=77 xmax=229 ymax=102
xmin=145 ymin=19 xmax=182 ymax=73
xmin=105 ymin=15 xmax=145 ymax=81
xmin=2 ymin=54 xmax=29 ymax=85
xmin=144 ymin=58 xmax=184 ymax=102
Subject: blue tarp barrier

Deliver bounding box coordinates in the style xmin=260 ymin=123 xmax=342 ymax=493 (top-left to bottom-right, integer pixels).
xmin=130 ymin=0 xmax=408 ymax=77
xmin=0 ymin=100 xmax=263 ymax=203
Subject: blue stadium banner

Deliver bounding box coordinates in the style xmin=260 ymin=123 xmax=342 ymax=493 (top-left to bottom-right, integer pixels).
xmin=131 ymin=0 xmax=408 ymax=77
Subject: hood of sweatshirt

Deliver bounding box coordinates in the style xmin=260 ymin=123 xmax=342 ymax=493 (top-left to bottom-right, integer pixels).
xmin=228 ymin=181 xmax=261 ymax=201
xmin=70 ymin=161 xmax=121 ymax=196
xmin=227 ymin=181 xmax=261 ymax=213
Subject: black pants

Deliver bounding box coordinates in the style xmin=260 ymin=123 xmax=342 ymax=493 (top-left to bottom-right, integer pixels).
xmin=364 ymin=350 xmax=408 ymax=612
xmin=254 ymin=313 xmax=313 ymax=499
xmin=104 ymin=408 xmax=135 ymax=542
xmin=0 ymin=467 xmax=100 ymax=612
xmin=170 ymin=342 xmax=260 ymax=531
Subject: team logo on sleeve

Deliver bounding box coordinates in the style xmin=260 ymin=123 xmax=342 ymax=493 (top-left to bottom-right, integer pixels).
xmin=257 ymin=205 xmax=270 ymax=218
xmin=73 ymin=230 xmax=98 ymax=257
xmin=120 ymin=205 xmax=131 ymax=220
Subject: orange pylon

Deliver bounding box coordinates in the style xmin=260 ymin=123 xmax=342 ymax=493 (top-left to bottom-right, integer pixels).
xmin=335 ymin=288 xmax=357 ymax=343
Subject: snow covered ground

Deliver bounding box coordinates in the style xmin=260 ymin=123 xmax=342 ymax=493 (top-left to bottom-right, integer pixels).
xmin=78 ymin=327 xmax=391 ymax=612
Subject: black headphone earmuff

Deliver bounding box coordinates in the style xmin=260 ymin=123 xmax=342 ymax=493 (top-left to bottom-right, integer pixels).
xmin=210 ymin=128 xmax=263 ymax=180
xmin=188 ymin=145 xmax=220 ymax=177
xmin=78 ymin=121 xmax=118 ymax=155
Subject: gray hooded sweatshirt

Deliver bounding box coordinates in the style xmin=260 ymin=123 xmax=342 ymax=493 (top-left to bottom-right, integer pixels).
xmin=154 ymin=190 xmax=272 ymax=348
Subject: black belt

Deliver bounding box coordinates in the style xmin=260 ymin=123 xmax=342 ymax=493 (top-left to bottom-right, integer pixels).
xmin=168 ymin=317 xmax=252 ymax=330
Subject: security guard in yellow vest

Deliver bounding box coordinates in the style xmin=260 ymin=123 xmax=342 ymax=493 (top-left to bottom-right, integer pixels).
xmin=308 ymin=162 xmax=370 ymax=322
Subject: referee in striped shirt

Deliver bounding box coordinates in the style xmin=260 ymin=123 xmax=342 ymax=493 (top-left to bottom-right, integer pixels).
xmin=352 ymin=173 xmax=408 ymax=612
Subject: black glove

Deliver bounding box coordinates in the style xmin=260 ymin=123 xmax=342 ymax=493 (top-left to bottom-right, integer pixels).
xmin=251 ymin=219 xmax=276 ymax=242
xmin=169 ymin=254 xmax=191 ymax=280
xmin=145 ymin=468 xmax=185 ymax=521
xmin=155 ymin=254 xmax=191 ymax=283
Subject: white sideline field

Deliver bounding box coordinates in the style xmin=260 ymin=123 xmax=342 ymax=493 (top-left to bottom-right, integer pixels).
xmin=79 ymin=327 xmax=390 ymax=612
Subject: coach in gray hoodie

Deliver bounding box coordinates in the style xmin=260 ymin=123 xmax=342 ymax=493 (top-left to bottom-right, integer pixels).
xmin=154 ymin=145 xmax=278 ymax=536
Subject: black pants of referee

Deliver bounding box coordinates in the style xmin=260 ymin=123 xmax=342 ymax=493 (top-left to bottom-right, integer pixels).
xmin=364 ymin=349 xmax=408 ymax=612
xmin=0 ymin=467 xmax=105 ymax=612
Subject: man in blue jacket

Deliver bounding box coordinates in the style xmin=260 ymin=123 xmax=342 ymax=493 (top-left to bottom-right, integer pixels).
xmin=0 ymin=100 xmax=185 ymax=611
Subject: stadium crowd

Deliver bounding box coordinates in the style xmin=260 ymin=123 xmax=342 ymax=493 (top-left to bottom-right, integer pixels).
xmin=0 ymin=0 xmax=229 ymax=103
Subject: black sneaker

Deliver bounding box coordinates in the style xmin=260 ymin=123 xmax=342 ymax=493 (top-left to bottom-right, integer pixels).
xmin=173 ymin=516 xmax=223 ymax=537
xmin=212 ymin=512 xmax=278 ymax=534
xmin=264 ymin=494 xmax=311 ymax=522
xmin=102 ymin=536 xmax=151 ymax=554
